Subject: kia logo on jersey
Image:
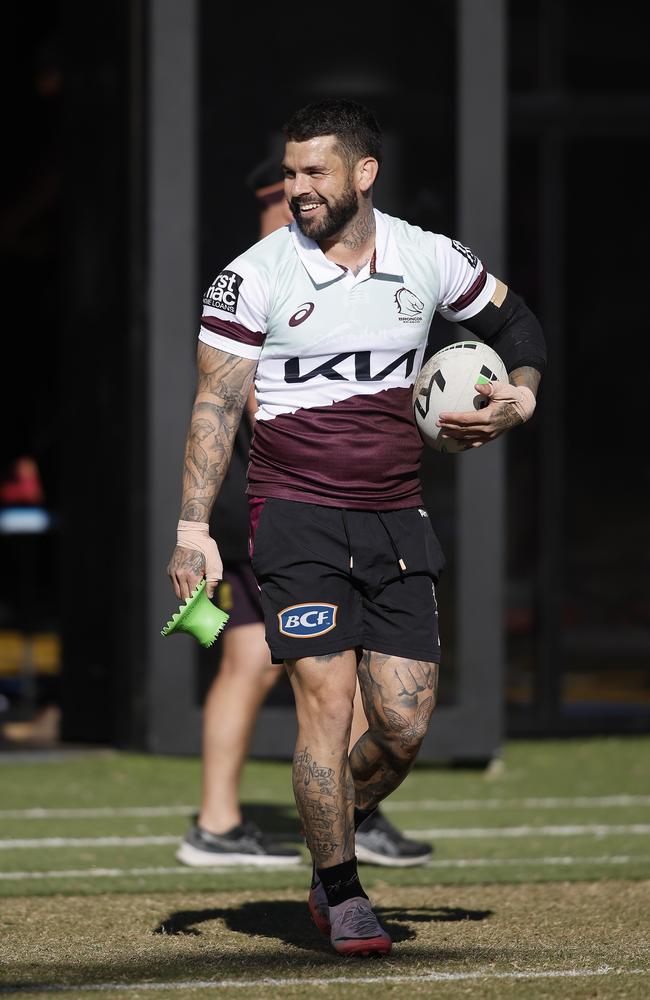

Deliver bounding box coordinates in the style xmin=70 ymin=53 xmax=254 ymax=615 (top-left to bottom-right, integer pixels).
xmin=284 ymin=349 xmax=417 ymax=384
xmin=278 ymin=602 xmax=338 ymax=637
xmin=288 ymin=302 xmax=315 ymax=327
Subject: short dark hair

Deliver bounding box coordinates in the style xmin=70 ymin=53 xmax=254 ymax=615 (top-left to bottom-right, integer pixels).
xmin=283 ymin=98 xmax=383 ymax=167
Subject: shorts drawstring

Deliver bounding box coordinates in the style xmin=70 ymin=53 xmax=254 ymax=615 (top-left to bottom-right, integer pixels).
xmin=342 ymin=510 xmax=407 ymax=576
xmin=376 ymin=512 xmax=407 ymax=574
xmin=341 ymin=509 xmax=354 ymax=573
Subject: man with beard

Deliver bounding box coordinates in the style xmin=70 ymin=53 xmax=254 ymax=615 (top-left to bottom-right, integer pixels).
xmin=177 ymin=157 xmax=432 ymax=871
xmin=167 ymin=99 xmax=546 ymax=956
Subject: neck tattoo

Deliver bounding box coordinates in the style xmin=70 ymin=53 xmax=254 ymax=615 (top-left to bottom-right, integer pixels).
xmin=350 ymin=257 xmax=370 ymax=277
xmin=342 ymin=210 xmax=375 ymax=251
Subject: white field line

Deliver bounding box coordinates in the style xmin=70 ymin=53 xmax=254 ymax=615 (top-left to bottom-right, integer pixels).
xmin=0 ymin=864 xmax=310 ymax=880
xmin=404 ymin=824 xmax=650 ymax=839
xmin=4 ymin=823 xmax=650 ymax=850
xmin=0 ymin=864 xmax=309 ymax=880
xmin=0 ymin=835 xmax=180 ymax=849
xmin=1 ymin=795 xmax=649 ymax=820
xmin=2 ymin=855 xmax=650 ymax=881
xmin=388 ymin=794 xmax=650 ymax=811
xmin=0 ymin=806 xmax=195 ymax=819
xmin=0 ymin=966 xmax=645 ymax=994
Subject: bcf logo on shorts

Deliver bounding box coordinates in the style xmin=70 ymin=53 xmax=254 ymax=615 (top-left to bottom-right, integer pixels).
xmin=278 ymin=603 xmax=338 ymax=638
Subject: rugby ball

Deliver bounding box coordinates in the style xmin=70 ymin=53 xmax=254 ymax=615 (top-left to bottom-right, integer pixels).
xmin=412 ymin=341 xmax=508 ymax=453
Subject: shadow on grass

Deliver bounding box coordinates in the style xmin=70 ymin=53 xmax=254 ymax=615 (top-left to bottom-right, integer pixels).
xmin=153 ymin=899 xmax=492 ymax=949
xmin=0 ymin=900 xmax=497 ymax=989
xmin=3 ymin=905 xmax=510 ymax=992
xmin=226 ymin=803 xmax=302 ymax=840
xmin=4 ymin=945 xmax=522 ymax=995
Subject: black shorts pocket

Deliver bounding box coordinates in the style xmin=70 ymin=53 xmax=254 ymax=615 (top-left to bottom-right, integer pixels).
xmin=390 ymin=508 xmax=446 ymax=580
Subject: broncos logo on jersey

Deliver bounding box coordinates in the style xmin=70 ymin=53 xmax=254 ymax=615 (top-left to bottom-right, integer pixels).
xmin=394 ymin=287 xmax=425 ymax=320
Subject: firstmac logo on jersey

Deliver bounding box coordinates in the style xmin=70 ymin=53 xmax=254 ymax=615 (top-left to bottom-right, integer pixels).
xmin=278 ymin=603 xmax=338 ymax=638
xmin=203 ymin=270 xmax=243 ymax=314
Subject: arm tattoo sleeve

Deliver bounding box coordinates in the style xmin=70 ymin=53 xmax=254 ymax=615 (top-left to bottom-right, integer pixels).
xmin=179 ymin=343 xmax=256 ymax=522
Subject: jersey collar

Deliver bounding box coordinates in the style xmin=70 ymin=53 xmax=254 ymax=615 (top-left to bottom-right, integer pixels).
xmin=373 ymin=209 xmax=404 ymax=277
xmin=290 ymin=208 xmax=404 ymax=286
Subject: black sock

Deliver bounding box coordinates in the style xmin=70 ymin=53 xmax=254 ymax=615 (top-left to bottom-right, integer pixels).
xmin=317 ymin=857 xmax=368 ymax=907
xmin=354 ymin=806 xmax=377 ymax=831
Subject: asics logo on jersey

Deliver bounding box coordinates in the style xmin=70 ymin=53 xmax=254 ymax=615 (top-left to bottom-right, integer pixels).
xmin=289 ymin=302 xmax=315 ymax=327
xmin=394 ymin=287 xmax=425 ymax=323
xmin=284 ymin=349 xmax=417 ymax=384
xmin=278 ymin=603 xmax=338 ymax=637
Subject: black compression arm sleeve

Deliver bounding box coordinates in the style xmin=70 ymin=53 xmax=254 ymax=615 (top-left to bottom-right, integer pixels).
xmin=461 ymin=289 xmax=547 ymax=375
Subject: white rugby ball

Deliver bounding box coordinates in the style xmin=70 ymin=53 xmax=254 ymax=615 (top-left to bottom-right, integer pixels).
xmin=412 ymin=341 xmax=508 ymax=453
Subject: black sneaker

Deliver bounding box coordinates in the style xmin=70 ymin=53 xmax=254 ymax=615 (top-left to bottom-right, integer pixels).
xmin=355 ymin=809 xmax=433 ymax=867
xmin=176 ymin=820 xmax=303 ymax=867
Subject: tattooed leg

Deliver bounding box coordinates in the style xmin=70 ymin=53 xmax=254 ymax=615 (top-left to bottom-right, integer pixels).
xmin=285 ymin=651 xmax=358 ymax=866
xmin=350 ymin=651 xmax=438 ymax=812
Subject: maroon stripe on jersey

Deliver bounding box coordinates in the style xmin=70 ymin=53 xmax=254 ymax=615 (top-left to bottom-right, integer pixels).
xmin=247 ymin=387 xmax=424 ymax=510
xmin=448 ymin=267 xmax=487 ymax=313
xmin=200 ymin=316 xmax=264 ymax=347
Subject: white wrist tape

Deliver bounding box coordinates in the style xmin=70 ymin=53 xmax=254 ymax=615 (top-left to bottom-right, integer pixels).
xmin=176 ymin=520 xmax=222 ymax=584
xmin=490 ymin=382 xmax=537 ymax=423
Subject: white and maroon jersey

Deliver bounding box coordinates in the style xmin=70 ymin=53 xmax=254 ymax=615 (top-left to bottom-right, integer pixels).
xmin=199 ymin=209 xmax=495 ymax=510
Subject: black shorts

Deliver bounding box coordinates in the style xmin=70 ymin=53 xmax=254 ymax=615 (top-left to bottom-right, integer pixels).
xmin=215 ymin=563 xmax=263 ymax=628
xmin=249 ymin=498 xmax=445 ymax=663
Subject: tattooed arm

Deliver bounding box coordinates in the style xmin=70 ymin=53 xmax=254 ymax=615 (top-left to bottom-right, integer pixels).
xmin=437 ymin=364 xmax=540 ymax=447
xmin=438 ymin=278 xmax=545 ymax=447
xmin=167 ymin=342 xmax=257 ymax=599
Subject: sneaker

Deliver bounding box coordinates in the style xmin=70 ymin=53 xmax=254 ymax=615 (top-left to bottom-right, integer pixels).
xmin=176 ymin=820 xmax=302 ymax=867
xmin=329 ymin=896 xmax=392 ymax=957
xmin=308 ymin=876 xmax=331 ymax=936
xmin=355 ymin=809 xmax=433 ymax=867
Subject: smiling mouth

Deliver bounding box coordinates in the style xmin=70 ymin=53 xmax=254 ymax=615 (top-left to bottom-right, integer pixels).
xmin=294 ymin=201 xmax=324 ymax=215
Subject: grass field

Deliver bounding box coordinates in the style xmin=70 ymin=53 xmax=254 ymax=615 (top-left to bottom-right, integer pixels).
xmin=0 ymin=737 xmax=649 ymax=998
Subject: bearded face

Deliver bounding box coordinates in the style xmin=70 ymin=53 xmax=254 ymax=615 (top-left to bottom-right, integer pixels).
xmin=290 ymin=171 xmax=359 ymax=241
